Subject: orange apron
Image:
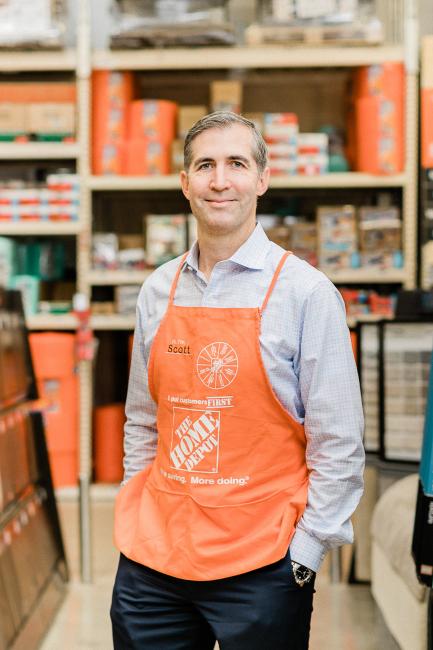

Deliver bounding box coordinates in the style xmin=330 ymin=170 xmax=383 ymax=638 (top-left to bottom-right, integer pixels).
xmin=114 ymin=251 xmax=309 ymax=580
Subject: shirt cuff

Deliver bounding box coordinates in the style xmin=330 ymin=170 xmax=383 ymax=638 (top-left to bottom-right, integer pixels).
xmin=289 ymin=528 xmax=328 ymax=573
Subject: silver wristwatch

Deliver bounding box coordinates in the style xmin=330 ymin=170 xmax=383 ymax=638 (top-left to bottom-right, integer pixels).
xmin=291 ymin=561 xmax=315 ymax=587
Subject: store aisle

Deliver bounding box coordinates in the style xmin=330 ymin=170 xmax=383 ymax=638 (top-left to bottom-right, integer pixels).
xmin=40 ymin=494 xmax=399 ymax=650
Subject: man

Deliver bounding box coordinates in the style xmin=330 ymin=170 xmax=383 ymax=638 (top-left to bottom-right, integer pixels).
xmin=111 ymin=112 xmax=365 ymax=649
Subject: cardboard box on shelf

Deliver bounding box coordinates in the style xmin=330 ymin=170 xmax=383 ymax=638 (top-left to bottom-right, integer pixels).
xmin=93 ymin=141 xmax=123 ymax=176
xmin=127 ymin=100 xmax=177 ymax=143
xmin=115 ymin=285 xmax=141 ymax=315
xmin=317 ymin=204 xmax=358 ymax=269
xmin=289 ymin=221 xmax=318 ymax=265
xmin=263 ymin=113 xmax=298 ymax=140
xmin=27 ymin=103 xmax=75 ymax=134
xmin=0 ymin=82 xmax=76 ymax=103
xmin=0 ymin=104 xmax=27 ymax=133
xmin=361 ymin=251 xmax=403 ymax=270
xmin=92 ymin=71 xmax=134 ymax=174
xmin=358 ymin=206 xmax=401 ymax=252
xmin=178 ymin=105 xmax=207 ymax=138
xmin=421 ymin=88 xmax=433 ymax=169
xmin=210 ymin=80 xmax=242 ymax=113
xmin=297 ymin=132 xmax=328 ymax=154
xmin=265 ymin=224 xmax=291 ymax=250
xmin=171 ymin=138 xmax=184 ymax=173
xmin=121 ymin=138 xmax=171 ymax=175
xmin=144 ymin=214 xmax=187 ymax=266
xmin=118 ymin=234 xmax=145 ymax=250
xmin=244 ymin=112 xmax=264 ymax=133
xmin=91 ymin=302 xmax=116 ymax=315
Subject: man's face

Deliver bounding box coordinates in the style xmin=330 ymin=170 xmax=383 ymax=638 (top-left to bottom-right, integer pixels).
xmin=180 ymin=124 xmax=269 ymax=238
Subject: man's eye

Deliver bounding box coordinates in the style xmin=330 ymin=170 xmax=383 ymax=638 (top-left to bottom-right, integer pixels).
xmin=198 ymin=162 xmax=212 ymax=170
xmin=231 ymin=161 xmax=244 ymax=168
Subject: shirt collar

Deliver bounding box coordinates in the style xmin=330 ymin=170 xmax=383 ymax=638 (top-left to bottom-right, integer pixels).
xmin=185 ymin=222 xmax=271 ymax=272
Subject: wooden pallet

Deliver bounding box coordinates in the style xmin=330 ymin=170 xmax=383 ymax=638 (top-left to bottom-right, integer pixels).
xmin=245 ymin=22 xmax=383 ymax=47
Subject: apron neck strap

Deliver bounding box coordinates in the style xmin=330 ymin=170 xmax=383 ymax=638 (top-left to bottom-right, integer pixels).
xmin=260 ymin=251 xmax=291 ymax=313
xmin=168 ymin=251 xmax=189 ymax=304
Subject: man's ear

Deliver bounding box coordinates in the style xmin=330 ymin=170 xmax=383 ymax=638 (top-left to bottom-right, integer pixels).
xmin=180 ymin=170 xmax=190 ymax=200
xmin=256 ymin=166 xmax=270 ymax=197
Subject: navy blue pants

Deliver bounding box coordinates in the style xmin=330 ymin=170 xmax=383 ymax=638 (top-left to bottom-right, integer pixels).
xmin=110 ymin=549 xmax=316 ymax=650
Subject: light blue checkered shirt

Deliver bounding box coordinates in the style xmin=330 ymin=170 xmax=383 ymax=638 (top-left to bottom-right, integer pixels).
xmin=124 ymin=222 xmax=365 ymax=572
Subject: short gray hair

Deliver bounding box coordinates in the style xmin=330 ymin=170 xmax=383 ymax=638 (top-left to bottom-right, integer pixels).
xmin=183 ymin=111 xmax=268 ymax=174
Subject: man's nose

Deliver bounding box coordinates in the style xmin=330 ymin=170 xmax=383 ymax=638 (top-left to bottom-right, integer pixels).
xmin=209 ymin=165 xmax=231 ymax=190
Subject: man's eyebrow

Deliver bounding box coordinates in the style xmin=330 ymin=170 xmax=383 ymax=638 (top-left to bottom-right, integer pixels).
xmin=193 ymin=157 xmax=214 ymax=167
xmin=192 ymin=155 xmax=251 ymax=167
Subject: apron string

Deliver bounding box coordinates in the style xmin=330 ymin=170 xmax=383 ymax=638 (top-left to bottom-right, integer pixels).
xmin=260 ymin=251 xmax=292 ymax=314
xmin=168 ymin=251 xmax=190 ymax=305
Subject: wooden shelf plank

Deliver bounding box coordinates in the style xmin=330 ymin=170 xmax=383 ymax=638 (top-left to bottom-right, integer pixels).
xmin=26 ymin=314 xmax=77 ymax=330
xmin=0 ymin=49 xmax=77 ymax=72
xmin=0 ymin=221 xmax=81 ymax=236
xmin=88 ymin=270 xmax=152 ymax=285
xmin=88 ymin=172 xmax=407 ymax=192
xmin=325 ymin=269 xmax=406 ymax=284
xmin=0 ymin=142 xmax=80 ymax=160
xmin=93 ymin=45 xmax=404 ymax=71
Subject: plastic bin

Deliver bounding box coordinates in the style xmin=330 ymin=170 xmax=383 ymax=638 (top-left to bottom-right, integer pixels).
xmin=93 ymin=403 xmax=125 ymax=483
xmin=29 ymin=333 xmax=78 ymax=487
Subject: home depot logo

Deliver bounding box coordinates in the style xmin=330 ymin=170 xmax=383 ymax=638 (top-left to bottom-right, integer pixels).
xmin=170 ymin=407 xmax=220 ymax=473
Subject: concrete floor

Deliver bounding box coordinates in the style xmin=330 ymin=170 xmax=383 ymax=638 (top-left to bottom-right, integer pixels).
xmin=40 ymin=494 xmax=399 ymax=650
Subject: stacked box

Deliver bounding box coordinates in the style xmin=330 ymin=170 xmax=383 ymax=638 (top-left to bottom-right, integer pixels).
xmin=210 ymin=81 xmax=242 ymax=114
xmin=0 ymin=174 xmax=79 ymax=222
xmin=144 ymin=215 xmax=187 ymax=266
xmin=296 ymin=133 xmax=328 ymax=175
xmin=92 ymin=71 xmax=134 ymax=175
xmin=384 ymin=323 xmax=433 ymax=461
xmin=263 ymin=113 xmax=298 ymax=175
xmin=360 ymin=324 xmax=380 ymax=453
xmin=115 ymin=285 xmax=141 ymax=315
xmin=358 ymin=206 xmax=403 ymax=270
xmin=287 ymin=221 xmax=317 ymax=266
xmin=317 ymin=205 xmax=358 ymax=270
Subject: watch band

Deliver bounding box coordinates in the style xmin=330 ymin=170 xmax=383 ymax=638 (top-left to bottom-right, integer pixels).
xmin=291 ymin=560 xmax=315 ymax=587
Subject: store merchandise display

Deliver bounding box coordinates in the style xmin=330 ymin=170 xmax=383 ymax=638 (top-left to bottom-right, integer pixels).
xmin=339 ymin=288 xmax=395 ymax=320
xmin=0 ymin=289 xmax=67 ymax=650
xmin=0 ymin=0 xmax=67 ymax=49
xmin=0 ymin=173 xmax=79 ymax=222
xmin=0 ymin=82 xmax=76 ymax=143
xmin=144 ymin=214 xmax=188 ymax=266
xmin=259 ymin=203 xmax=403 ymax=273
xmin=91 ymin=63 xmax=405 ymax=178
xmin=350 ymin=62 xmax=405 ymax=174
xmin=115 ymin=285 xmax=142 ymax=315
xmin=383 ymin=323 xmax=433 ymax=462
xmin=109 ymin=0 xmax=235 ymax=48
xmin=246 ymin=0 xmax=383 ymax=45
xmin=359 ymin=323 xmax=380 ymax=452
xmin=92 ymin=233 xmax=146 ymax=271
xmin=93 ymin=403 xmax=125 ymax=483
xmin=29 ymin=332 xmax=78 ymax=487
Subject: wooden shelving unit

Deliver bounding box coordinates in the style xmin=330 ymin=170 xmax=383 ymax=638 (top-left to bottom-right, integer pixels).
xmin=0 ymin=142 xmax=80 ymax=160
xmin=1 ymin=1 xmax=418 ymax=582
xmin=88 ymin=171 xmax=407 ymax=191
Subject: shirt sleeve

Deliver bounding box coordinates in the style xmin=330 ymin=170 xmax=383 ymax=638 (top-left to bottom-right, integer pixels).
xmin=122 ymin=288 xmax=158 ymax=485
xmin=289 ymin=280 xmax=365 ymax=572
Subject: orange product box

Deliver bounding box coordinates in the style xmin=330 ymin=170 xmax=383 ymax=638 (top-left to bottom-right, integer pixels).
xmin=354 ymin=63 xmax=405 ymax=101
xmin=92 ymin=71 xmax=134 ymax=173
xmin=422 ymin=88 xmax=433 ymax=168
xmin=0 ymin=82 xmax=76 ymax=103
xmin=29 ymin=332 xmax=78 ymax=488
xmin=355 ymin=95 xmax=404 ymax=174
xmin=127 ymin=99 xmax=177 ymax=142
xmin=121 ymin=138 xmax=171 ymax=175
xmin=28 ymin=103 xmax=75 ymax=134
xmin=93 ymin=140 xmax=124 ymax=176
xmin=0 ymin=103 xmax=27 ymax=132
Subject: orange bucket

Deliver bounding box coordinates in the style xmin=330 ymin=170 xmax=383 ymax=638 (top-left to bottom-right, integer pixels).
xmin=93 ymin=403 xmax=125 ymax=483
